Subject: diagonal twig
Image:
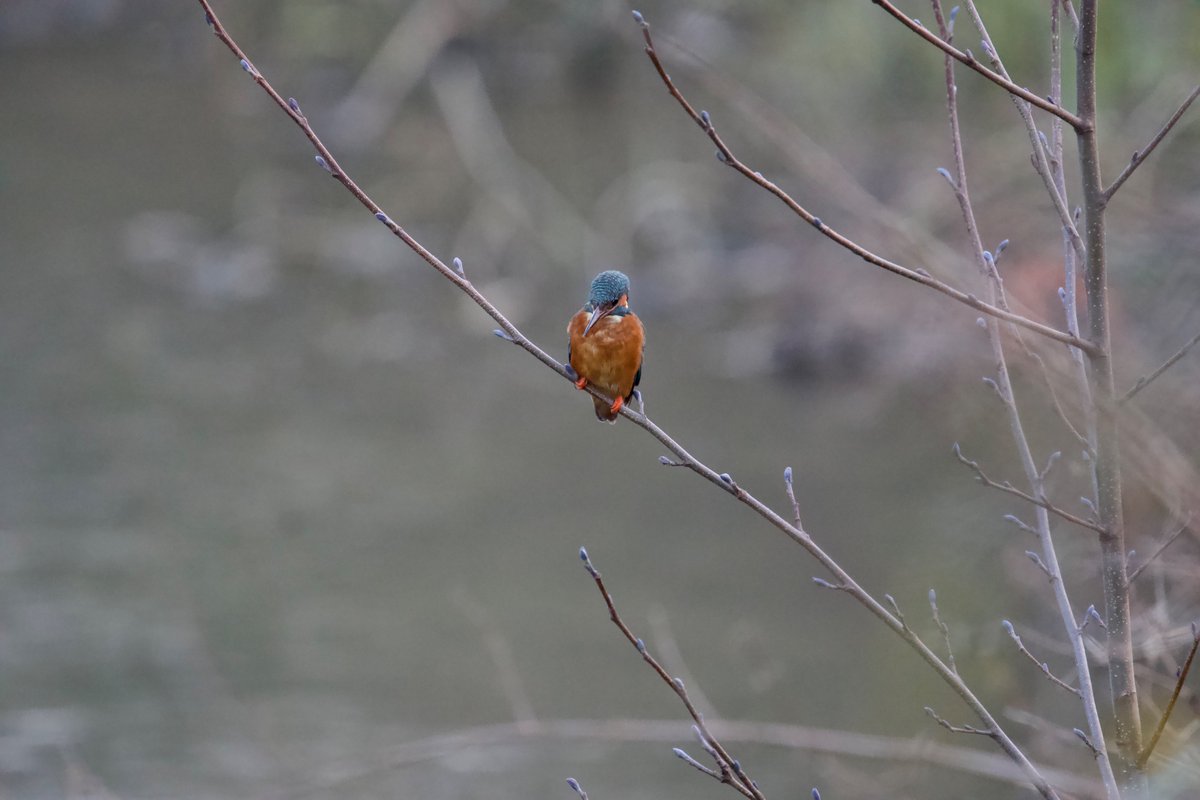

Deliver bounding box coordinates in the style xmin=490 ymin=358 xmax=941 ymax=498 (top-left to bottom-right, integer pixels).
xmin=1137 ymin=623 xmax=1200 ymax=768
xmin=578 ymin=548 xmax=763 ymax=800
xmin=952 ymin=444 xmax=1107 ymax=535
xmin=1120 ymin=329 xmax=1200 ymax=404
xmin=1126 ymin=516 xmax=1193 ymax=586
xmin=960 ymin=1 xmax=1086 ymax=268
xmin=1104 ymin=85 xmax=1200 ymax=202
xmin=1002 ymin=620 xmax=1081 ymax=697
xmin=629 ymin=11 xmax=1098 ymax=356
xmin=869 ymin=0 xmax=1087 ymax=131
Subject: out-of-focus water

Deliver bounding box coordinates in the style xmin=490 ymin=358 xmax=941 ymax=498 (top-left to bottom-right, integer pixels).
xmin=3 ymin=2 xmax=1199 ymax=799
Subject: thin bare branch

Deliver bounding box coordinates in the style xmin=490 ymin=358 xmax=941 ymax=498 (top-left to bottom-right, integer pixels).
xmin=1075 ymin=727 xmax=1102 ymax=758
xmin=1061 ymin=0 xmax=1081 ymax=35
xmin=579 ymin=548 xmax=761 ymax=800
xmin=1104 ymin=85 xmax=1200 ymax=202
xmin=870 ymin=0 xmax=1087 ymax=130
xmin=928 ymin=589 xmax=958 ymax=676
xmin=1127 ymin=517 xmax=1193 ymax=586
xmin=1138 ymin=624 xmax=1200 ymax=768
xmin=630 ymin=13 xmax=1098 ymax=356
xmin=1121 ymin=328 xmax=1200 ymax=403
xmin=952 ymin=444 xmax=1107 ymax=535
xmin=1002 ymin=620 xmax=1082 ymax=697
xmin=566 ymin=777 xmax=589 ymax=800
xmin=925 ymin=706 xmax=994 ymax=738
xmin=961 ymin=2 xmax=1087 ymax=268
xmin=674 ymin=746 xmax=722 ymax=780
xmin=1020 ymin=344 xmax=1090 ymax=449
xmin=783 ymin=466 xmax=803 ymax=531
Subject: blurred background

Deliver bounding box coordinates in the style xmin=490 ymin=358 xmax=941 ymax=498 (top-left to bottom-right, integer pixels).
xmin=2 ymin=1 xmax=1199 ymax=797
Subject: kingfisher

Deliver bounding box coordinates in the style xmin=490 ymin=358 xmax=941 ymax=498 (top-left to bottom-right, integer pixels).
xmin=567 ymin=270 xmax=645 ymax=423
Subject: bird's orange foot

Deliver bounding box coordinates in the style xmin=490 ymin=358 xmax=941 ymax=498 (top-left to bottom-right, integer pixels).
xmin=574 ymin=376 xmax=588 ymax=390
xmin=608 ymin=395 xmax=624 ymax=414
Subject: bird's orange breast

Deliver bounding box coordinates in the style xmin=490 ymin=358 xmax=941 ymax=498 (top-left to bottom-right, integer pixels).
xmin=568 ymin=309 xmax=645 ymax=400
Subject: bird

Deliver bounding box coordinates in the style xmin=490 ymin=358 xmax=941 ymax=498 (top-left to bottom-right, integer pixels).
xmin=567 ymin=270 xmax=645 ymax=423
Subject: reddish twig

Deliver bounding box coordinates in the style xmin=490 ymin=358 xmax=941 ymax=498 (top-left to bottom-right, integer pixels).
xmin=629 ymin=12 xmax=1098 ymax=356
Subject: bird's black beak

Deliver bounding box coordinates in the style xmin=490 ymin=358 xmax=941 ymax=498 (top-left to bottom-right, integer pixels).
xmin=583 ymin=301 xmax=616 ymax=337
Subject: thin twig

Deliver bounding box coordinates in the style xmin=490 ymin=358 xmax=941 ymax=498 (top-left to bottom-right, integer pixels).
xmin=961 ymin=1 xmax=1086 ymax=268
xmin=1137 ymin=624 xmax=1200 ymax=768
xmin=1001 ymin=620 xmax=1081 ymax=697
xmin=630 ymin=13 xmax=1098 ymax=356
xmin=579 ymin=548 xmax=762 ymax=800
xmin=1104 ymin=85 xmax=1200 ymax=202
xmin=928 ymin=589 xmax=958 ymax=676
xmin=870 ymin=0 xmax=1087 ymax=130
xmin=566 ymin=777 xmax=589 ymax=800
xmin=1018 ymin=345 xmax=1090 ymax=449
xmin=783 ymin=466 xmax=803 ymax=531
xmin=195 ymin=7 xmax=1061 ymax=798
xmin=1120 ymin=329 xmax=1200 ymax=403
xmin=952 ymin=444 xmax=1107 ymax=535
xmin=1126 ymin=516 xmax=1193 ymax=586
xmin=925 ymin=707 xmax=994 ymax=738
xmin=1061 ymin=0 xmax=1081 ymax=36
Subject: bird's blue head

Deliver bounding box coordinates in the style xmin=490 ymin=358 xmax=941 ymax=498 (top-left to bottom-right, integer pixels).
xmin=583 ymin=270 xmax=632 ymax=336
xmin=588 ymin=270 xmax=631 ymax=308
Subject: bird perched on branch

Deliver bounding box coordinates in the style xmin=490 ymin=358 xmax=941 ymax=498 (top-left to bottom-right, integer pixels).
xmin=567 ymin=270 xmax=645 ymax=423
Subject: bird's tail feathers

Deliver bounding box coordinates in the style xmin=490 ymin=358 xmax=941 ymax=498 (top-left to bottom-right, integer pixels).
xmin=593 ymin=396 xmax=619 ymax=424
